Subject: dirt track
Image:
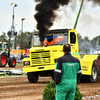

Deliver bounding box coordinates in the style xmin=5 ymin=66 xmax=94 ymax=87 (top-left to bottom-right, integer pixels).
xmin=1 ymin=65 xmax=100 ymax=100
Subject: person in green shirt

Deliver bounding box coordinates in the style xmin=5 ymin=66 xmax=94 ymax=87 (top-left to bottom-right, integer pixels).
xmin=54 ymin=44 xmax=81 ymax=100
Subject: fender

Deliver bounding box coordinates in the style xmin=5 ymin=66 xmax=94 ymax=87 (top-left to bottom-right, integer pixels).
xmin=80 ymin=55 xmax=98 ymax=75
xmin=8 ymin=56 xmax=16 ymax=63
xmin=0 ymin=52 xmax=6 ymax=55
xmin=9 ymin=56 xmax=16 ymax=59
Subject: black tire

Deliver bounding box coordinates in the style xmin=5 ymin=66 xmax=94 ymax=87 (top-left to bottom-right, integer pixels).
xmin=27 ymin=72 xmax=39 ymax=83
xmin=77 ymin=73 xmax=82 ymax=83
xmin=88 ymin=62 xmax=98 ymax=83
xmin=0 ymin=53 xmax=7 ymax=67
xmin=80 ymin=62 xmax=98 ymax=83
xmin=80 ymin=75 xmax=87 ymax=83
xmin=9 ymin=57 xmax=16 ymax=67
xmin=51 ymin=73 xmax=54 ymax=80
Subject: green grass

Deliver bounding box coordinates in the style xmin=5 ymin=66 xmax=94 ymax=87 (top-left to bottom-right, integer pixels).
xmin=0 ymin=72 xmax=5 ymax=74
xmin=0 ymin=74 xmax=27 ymax=77
xmin=6 ymin=63 xmax=23 ymax=66
xmin=16 ymin=63 xmax=23 ymax=66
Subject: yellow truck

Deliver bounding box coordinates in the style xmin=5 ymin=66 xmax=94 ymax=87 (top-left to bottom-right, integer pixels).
xmin=22 ymin=29 xmax=99 ymax=83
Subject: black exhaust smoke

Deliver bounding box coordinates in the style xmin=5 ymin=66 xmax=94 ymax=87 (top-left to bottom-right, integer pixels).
xmin=34 ymin=0 xmax=100 ymax=46
xmin=34 ymin=0 xmax=70 ymax=45
xmin=88 ymin=0 xmax=100 ymax=4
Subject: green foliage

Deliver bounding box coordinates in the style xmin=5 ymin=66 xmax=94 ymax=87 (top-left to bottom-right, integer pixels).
xmin=0 ymin=31 xmax=32 ymax=49
xmin=42 ymin=80 xmax=56 ymax=100
xmin=14 ymin=32 xmax=32 ymax=49
xmin=0 ymin=32 xmax=8 ymax=42
xmin=0 ymin=31 xmax=100 ymax=50
xmin=75 ymin=87 xmax=82 ymax=100
xmin=42 ymin=80 xmax=82 ymax=100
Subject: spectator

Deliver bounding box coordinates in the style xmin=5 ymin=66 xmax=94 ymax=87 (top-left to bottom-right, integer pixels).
xmin=54 ymin=44 xmax=81 ymax=100
xmin=17 ymin=54 xmax=20 ymax=60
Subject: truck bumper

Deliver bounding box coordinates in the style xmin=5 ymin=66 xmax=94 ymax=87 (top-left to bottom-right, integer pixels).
xmin=22 ymin=64 xmax=55 ymax=73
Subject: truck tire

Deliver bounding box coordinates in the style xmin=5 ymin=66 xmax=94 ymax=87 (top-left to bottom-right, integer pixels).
xmin=51 ymin=73 xmax=54 ymax=80
xmin=27 ymin=72 xmax=39 ymax=83
xmin=0 ymin=53 xmax=7 ymax=67
xmin=80 ymin=75 xmax=87 ymax=83
xmin=80 ymin=62 xmax=98 ymax=83
xmin=9 ymin=57 xmax=16 ymax=67
xmin=88 ymin=62 xmax=98 ymax=83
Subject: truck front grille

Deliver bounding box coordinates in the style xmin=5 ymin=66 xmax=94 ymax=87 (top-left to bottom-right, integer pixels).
xmin=31 ymin=51 xmax=50 ymax=64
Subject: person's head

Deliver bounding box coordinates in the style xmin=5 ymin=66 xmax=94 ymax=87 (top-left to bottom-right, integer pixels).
xmin=63 ymin=44 xmax=71 ymax=54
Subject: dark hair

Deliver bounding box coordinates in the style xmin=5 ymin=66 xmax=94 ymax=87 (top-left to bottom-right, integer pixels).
xmin=63 ymin=44 xmax=71 ymax=52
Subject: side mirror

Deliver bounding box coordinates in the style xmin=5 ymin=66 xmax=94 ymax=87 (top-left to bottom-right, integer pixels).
xmin=28 ymin=37 xmax=32 ymax=46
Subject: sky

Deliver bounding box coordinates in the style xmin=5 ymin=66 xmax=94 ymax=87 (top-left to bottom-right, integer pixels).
xmin=0 ymin=0 xmax=100 ymax=40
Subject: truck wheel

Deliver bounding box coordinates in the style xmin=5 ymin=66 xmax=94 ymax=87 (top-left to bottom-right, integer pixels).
xmin=88 ymin=62 xmax=98 ymax=83
xmin=80 ymin=75 xmax=87 ymax=83
xmin=27 ymin=72 xmax=39 ymax=83
xmin=9 ymin=57 xmax=16 ymax=67
xmin=0 ymin=53 xmax=7 ymax=67
xmin=51 ymin=73 xmax=54 ymax=80
xmin=80 ymin=62 xmax=98 ymax=83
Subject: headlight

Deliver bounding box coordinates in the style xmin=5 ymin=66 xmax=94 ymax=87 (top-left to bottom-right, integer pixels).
xmin=24 ymin=61 xmax=30 ymax=66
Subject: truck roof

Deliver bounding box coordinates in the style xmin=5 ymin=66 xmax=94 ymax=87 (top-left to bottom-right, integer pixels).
xmin=49 ymin=29 xmax=68 ymax=33
xmin=33 ymin=29 xmax=69 ymax=35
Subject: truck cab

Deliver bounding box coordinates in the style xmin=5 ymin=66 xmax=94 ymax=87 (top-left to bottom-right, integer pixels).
xmin=0 ymin=42 xmax=8 ymax=53
xmin=22 ymin=29 xmax=98 ymax=83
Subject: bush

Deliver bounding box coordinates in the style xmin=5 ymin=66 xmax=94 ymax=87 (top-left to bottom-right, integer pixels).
xmin=42 ymin=80 xmax=82 ymax=100
xmin=42 ymin=80 xmax=56 ymax=100
xmin=75 ymin=87 xmax=82 ymax=100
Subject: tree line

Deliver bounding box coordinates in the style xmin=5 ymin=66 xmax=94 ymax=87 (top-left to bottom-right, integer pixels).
xmin=0 ymin=32 xmax=100 ymax=53
xmin=77 ymin=33 xmax=100 ymax=54
xmin=0 ymin=31 xmax=32 ymax=49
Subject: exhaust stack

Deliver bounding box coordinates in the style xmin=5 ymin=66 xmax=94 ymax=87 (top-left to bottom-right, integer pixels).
xmin=40 ymin=41 xmax=44 ymax=47
xmin=73 ymin=0 xmax=84 ymax=29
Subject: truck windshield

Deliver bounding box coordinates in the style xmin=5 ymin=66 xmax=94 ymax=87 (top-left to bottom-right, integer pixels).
xmin=33 ymin=33 xmax=68 ymax=47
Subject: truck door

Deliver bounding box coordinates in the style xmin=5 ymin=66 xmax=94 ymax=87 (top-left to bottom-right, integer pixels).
xmin=68 ymin=29 xmax=79 ymax=59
